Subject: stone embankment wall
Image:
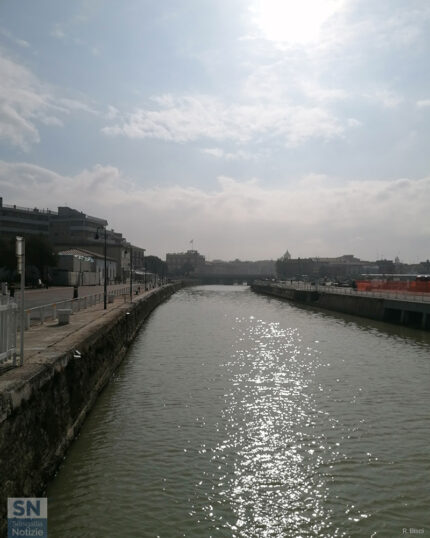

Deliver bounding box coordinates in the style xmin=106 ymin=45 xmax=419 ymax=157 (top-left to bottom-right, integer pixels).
xmin=252 ymin=282 xmax=383 ymax=320
xmin=251 ymin=282 xmax=430 ymax=329
xmin=315 ymin=291 xmax=385 ymax=320
xmin=0 ymin=283 xmax=181 ymax=535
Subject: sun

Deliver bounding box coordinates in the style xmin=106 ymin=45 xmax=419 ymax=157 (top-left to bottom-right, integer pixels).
xmin=251 ymin=0 xmax=344 ymax=46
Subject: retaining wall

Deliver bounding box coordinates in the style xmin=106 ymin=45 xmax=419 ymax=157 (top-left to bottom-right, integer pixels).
xmin=251 ymin=282 xmax=427 ymax=328
xmin=0 ymin=283 xmax=181 ymax=535
xmin=316 ymin=292 xmax=385 ymax=321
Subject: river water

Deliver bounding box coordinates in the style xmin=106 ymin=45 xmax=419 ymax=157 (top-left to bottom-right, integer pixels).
xmin=47 ymin=285 xmax=430 ymax=537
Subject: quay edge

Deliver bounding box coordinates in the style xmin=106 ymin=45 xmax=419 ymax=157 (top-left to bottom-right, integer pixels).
xmin=251 ymin=281 xmax=430 ymax=330
xmin=0 ymin=282 xmax=182 ymax=536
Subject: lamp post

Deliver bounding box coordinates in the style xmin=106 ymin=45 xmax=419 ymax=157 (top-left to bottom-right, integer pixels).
xmin=129 ymin=246 xmax=133 ymax=302
xmin=142 ymin=248 xmax=146 ymax=291
xmin=95 ymin=227 xmax=107 ymax=309
xmin=16 ymin=236 xmax=25 ymax=366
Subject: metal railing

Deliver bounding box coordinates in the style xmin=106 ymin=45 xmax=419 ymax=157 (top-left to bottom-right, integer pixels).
xmin=21 ymin=284 xmax=143 ymax=329
xmin=2 ymin=203 xmax=57 ymax=214
xmin=255 ymin=280 xmax=430 ymax=304
xmin=0 ymin=298 xmax=17 ymax=366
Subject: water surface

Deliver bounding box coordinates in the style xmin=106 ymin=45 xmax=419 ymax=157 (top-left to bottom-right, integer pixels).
xmin=47 ymin=285 xmax=430 ymax=537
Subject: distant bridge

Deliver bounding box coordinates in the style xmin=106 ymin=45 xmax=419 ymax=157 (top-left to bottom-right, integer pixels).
xmin=191 ymin=274 xmax=275 ymax=285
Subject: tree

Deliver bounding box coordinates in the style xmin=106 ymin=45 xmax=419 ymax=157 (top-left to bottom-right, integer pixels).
xmin=0 ymin=236 xmax=16 ymax=281
xmin=0 ymin=234 xmax=58 ymax=283
xmin=145 ymin=255 xmax=167 ymax=276
xmin=0 ymin=236 xmax=16 ymax=271
xmin=25 ymin=235 xmax=58 ymax=281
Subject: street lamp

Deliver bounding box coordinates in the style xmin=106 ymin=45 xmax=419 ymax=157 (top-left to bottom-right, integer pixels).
xmin=95 ymin=227 xmax=107 ymax=309
xmin=16 ymin=236 xmax=25 ymax=366
xmin=79 ymin=256 xmax=83 ymax=287
xmin=143 ymin=248 xmax=146 ymax=290
xmin=129 ymin=246 xmax=133 ymax=302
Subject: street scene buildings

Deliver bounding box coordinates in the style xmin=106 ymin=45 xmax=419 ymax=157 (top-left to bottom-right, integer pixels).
xmin=0 ymin=197 xmax=146 ymax=286
xmin=1 ymin=196 xmax=429 ymax=286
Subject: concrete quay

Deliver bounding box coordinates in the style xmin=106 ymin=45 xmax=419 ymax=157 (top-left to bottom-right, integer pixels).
xmin=252 ymin=281 xmax=430 ymax=330
xmin=0 ymin=282 xmax=181 ymax=536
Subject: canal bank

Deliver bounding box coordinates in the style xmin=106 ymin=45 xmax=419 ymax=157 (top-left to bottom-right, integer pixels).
xmin=0 ymin=282 xmax=181 ymax=535
xmin=251 ymin=281 xmax=430 ymax=330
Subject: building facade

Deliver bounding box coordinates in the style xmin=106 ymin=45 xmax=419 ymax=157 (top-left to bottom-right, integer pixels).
xmin=0 ymin=197 xmax=55 ymax=237
xmin=276 ymin=254 xmax=378 ymax=280
xmin=54 ymin=248 xmax=117 ymax=286
xmin=166 ymin=250 xmax=206 ymax=275
xmin=0 ymin=199 xmax=146 ymax=284
xmin=200 ymin=259 xmax=276 ymax=276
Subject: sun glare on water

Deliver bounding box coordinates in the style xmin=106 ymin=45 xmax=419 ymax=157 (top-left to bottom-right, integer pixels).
xmin=251 ymin=0 xmax=344 ymax=46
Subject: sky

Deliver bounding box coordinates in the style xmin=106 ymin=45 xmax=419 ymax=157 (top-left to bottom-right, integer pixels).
xmin=0 ymin=0 xmax=429 ymax=262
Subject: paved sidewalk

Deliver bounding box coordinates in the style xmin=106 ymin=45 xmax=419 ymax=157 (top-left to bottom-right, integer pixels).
xmin=1 ymin=288 xmax=150 ymax=375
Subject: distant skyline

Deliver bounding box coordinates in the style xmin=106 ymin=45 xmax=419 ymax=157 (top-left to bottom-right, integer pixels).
xmin=0 ymin=1 xmax=429 ymax=262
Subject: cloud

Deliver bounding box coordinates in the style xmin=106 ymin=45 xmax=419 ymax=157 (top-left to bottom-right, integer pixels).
xmin=105 ymin=105 xmax=120 ymax=120
xmin=201 ymin=147 xmax=263 ymax=160
xmin=0 ymin=160 xmax=429 ymax=262
xmin=0 ymin=27 xmax=30 ymax=48
xmin=347 ymin=118 xmax=362 ymax=127
xmin=0 ymin=54 xmax=50 ymax=149
xmin=367 ymin=89 xmax=403 ymax=108
xmin=202 ymin=147 xmax=224 ymax=158
xmin=102 ymin=94 xmax=344 ymax=147
xmin=417 ymin=99 xmax=430 ymax=108
xmin=51 ymin=24 xmax=66 ymax=39
xmin=0 ymin=50 xmax=97 ymax=149
xmin=56 ymin=97 xmax=97 ymax=115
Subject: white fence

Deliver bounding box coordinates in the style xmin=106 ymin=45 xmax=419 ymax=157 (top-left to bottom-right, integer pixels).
xmin=0 ymin=300 xmax=17 ymax=366
xmin=0 ymin=283 xmax=161 ymax=370
xmin=256 ymin=280 xmax=430 ymax=304
xmin=22 ymin=284 xmax=141 ymax=329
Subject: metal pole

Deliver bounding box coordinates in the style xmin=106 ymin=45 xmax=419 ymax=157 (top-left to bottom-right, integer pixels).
xmin=143 ymin=249 xmax=146 ymax=290
xmin=129 ymin=246 xmax=133 ymax=302
xmin=103 ymin=228 xmax=107 ymax=309
xmin=20 ymin=253 xmax=25 ymax=365
xmin=16 ymin=237 xmax=25 ymax=366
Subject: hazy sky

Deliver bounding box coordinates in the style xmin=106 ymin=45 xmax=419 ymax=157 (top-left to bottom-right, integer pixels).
xmin=0 ymin=0 xmax=429 ymax=262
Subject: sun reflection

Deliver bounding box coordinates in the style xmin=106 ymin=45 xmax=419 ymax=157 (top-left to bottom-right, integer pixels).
xmin=212 ymin=317 xmax=344 ymax=536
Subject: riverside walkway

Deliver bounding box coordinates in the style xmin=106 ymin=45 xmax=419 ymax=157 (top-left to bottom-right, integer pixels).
xmin=0 ymin=286 xmax=150 ymax=374
xmin=272 ymin=280 xmax=430 ymax=303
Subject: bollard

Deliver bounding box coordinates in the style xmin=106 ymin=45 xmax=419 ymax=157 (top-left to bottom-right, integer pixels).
xmin=52 ymin=304 xmax=57 ymax=320
xmin=58 ymin=309 xmax=72 ymax=325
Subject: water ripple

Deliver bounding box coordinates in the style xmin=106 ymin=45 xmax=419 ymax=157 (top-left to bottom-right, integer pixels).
xmin=47 ymin=286 xmax=430 ymax=537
